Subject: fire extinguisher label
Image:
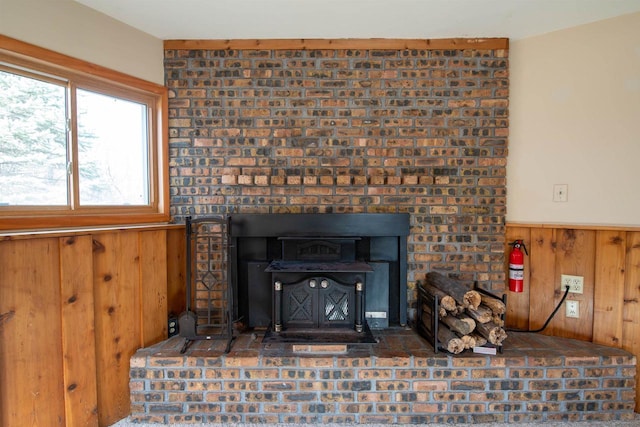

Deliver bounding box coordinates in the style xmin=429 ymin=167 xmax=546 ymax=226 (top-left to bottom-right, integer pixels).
xmin=509 ymin=264 xmax=524 ymax=280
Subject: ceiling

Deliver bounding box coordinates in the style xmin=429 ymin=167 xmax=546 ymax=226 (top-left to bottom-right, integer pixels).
xmin=74 ymin=0 xmax=640 ymax=41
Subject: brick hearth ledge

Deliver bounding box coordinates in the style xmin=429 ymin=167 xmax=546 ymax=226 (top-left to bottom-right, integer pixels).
xmin=129 ymin=329 xmax=636 ymax=424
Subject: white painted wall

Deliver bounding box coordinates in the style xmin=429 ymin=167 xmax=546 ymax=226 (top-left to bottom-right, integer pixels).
xmin=0 ymin=0 xmax=164 ymax=84
xmin=508 ymin=12 xmax=640 ymax=227
xmin=2 ymin=1 xmax=639 ymax=226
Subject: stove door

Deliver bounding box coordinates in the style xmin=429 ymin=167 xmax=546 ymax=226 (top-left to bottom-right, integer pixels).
xmin=280 ymin=276 xmax=355 ymax=329
xmin=281 ymin=279 xmax=318 ymax=329
xmin=319 ymin=278 xmax=355 ymax=328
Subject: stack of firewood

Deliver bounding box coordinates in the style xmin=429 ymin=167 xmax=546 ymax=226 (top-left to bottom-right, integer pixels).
xmin=419 ymin=271 xmax=507 ymax=354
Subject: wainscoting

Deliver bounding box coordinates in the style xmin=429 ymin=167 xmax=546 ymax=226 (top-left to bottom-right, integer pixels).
xmin=0 ymin=225 xmax=185 ymax=427
xmin=505 ymin=223 xmax=640 ymax=411
xmin=2 ymin=222 xmax=639 ymax=427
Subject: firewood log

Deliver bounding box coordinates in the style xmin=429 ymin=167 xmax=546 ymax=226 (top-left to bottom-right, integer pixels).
xmin=480 ymin=293 xmax=506 ymax=315
xmin=426 ymin=272 xmax=481 ymax=310
xmin=420 ymin=313 xmax=433 ymax=330
xmin=437 ymin=324 xmax=465 ymax=354
xmin=440 ymin=313 xmax=476 ymax=335
xmin=466 ymin=305 xmax=493 ymax=323
xmin=421 ymin=302 xmax=432 ymax=315
xmin=492 ymin=315 xmax=504 ymax=327
xmin=475 ymin=321 xmax=507 ymax=346
xmin=421 ymin=302 xmax=448 ymax=322
xmin=421 ymin=302 xmax=434 ymax=323
xmin=470 ymin=332 xmax=488 ymax=347
xmin=463 ymin=291 xmax=481 ymax=310
xmin=460 ymin=334 xmax=477 ymax=349
xmin=446 ymin=305 xmax=463 ymax=316
xmin=419 ymin=282 xmax=457 ymax=312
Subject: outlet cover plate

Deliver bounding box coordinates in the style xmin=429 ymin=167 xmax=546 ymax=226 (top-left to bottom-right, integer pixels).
xmin=566 ymin=300 xmax=579 ymax=318
xmin=553 ymin=184 xmax=568 ymax=202
xmin=561 ymin=274 xmax=584 ymax=294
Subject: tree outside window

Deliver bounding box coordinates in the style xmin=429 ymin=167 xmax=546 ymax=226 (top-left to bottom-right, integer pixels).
xmin=0 ymin=70 xmax=68 ymax=205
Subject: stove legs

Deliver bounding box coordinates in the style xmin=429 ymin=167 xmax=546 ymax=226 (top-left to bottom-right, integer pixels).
xmin=355 ymin=281 xmax=364 ymax=333
xmin=273 ymin=280 xmax=282 ymax=332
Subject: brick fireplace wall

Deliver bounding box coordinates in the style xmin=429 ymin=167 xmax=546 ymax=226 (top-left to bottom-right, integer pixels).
xmin=165 ymin=41 xmax=509 ymax=314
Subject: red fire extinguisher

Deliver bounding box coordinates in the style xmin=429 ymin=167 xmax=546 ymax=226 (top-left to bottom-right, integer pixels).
xmin=509 ymin=240 xmax=528 ymax=292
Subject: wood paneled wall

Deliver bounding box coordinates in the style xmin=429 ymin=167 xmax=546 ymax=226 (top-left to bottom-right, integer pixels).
xmin=0 ymin=226 xmax=185 ymax=427
xmin=2 ymin=223 xmax=638 ymax=426
xmin=505 ymin=224 xmax=640 ymax=411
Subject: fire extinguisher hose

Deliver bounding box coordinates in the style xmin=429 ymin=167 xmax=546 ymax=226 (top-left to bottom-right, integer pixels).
xmin=506 ymin=285 xmax=571 ymax=333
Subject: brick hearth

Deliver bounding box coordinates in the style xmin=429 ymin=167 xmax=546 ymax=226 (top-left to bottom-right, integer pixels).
xmin=129 ymin=330 xmax=636 ymax=424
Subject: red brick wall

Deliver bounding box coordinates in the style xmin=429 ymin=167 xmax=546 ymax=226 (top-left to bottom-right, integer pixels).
xmin=165 ymin=46 xmax=509 ymax=310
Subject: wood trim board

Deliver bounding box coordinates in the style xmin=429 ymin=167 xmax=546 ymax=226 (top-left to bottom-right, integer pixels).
xmin=164 ymin=38 xmax=509 ymax=51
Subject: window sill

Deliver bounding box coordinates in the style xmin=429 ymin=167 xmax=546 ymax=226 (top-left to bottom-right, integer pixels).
xmin=0 ymin=222 xmax=184 ymax=241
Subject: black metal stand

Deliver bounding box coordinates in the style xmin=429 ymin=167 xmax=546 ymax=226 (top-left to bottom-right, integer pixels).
xmin=417 ymin=281 xmax=506 ymax=354
xmin=417 ymin=284 xmax=441 ymax=353
xmin=179 ymin=216 xmax=234 ymax=354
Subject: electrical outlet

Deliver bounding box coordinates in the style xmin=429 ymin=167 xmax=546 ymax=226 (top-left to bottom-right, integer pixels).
xmin=561 ymin=274 xmax=584 ymax=294
xmin=566 ymin=300 xmax=579 ymax=318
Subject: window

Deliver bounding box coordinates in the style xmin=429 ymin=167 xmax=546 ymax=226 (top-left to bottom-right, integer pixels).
xmin=0 ymin=36 xmax=168 ymax=230
xmin=76 ymin=88 xmax=151 ymax=206
xmin=0 ymin=70 xmax=68 ymax=206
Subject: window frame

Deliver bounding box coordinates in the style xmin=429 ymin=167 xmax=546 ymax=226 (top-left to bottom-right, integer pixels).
xmin=0 ymin=35 xmax=169 ymax=231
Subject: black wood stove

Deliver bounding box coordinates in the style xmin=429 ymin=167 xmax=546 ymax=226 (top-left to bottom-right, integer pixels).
xmin=229 ymin=213 xmax=410 ymax=344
